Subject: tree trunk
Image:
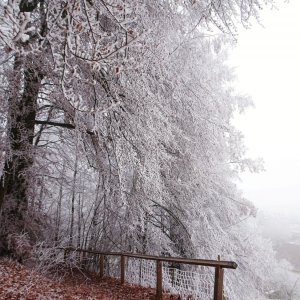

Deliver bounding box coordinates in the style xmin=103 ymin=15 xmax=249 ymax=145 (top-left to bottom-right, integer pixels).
xmin=0 ymin=55 xmax=43 ymax=255
xmin=69 ymin=146 xmax=79 ymax=247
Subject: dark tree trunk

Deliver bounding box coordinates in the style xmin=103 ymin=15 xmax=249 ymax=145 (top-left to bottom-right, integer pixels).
xmin=0 ymin=55 xmax=43 ymax=255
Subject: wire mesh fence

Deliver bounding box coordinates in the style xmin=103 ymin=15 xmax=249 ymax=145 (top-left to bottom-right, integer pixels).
xmin=162 ymin=265 xmax=214 ymax=300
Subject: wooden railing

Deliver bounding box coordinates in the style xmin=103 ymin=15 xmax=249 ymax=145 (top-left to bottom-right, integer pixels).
xmin=62 ymin=248 xmax=237 ymax=300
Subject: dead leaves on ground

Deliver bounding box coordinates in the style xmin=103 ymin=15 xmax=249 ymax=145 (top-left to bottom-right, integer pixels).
xmin=0 ymin=258 xmax=180 ymax=299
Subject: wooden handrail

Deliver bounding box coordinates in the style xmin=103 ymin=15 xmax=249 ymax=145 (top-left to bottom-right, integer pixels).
xmin=61 ymin=247 xmax=237 ymax=269
xmin=61 ymin=247 xmax=237 ymax=300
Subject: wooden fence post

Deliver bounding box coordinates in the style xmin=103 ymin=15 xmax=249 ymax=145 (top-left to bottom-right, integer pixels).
xmin=99 ymin=254 xmax=104 ymax=279
xmin=156 ymin=260 xmax=163 ymax=300
xmin=213 ymin=266 xmax=224 ymax=300
xmin=121 ymin=255 xmax=126 ymax=284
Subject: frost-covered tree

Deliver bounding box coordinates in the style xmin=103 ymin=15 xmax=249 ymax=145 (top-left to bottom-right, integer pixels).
xmin=1 ymin=0 xmax=294 ymax=299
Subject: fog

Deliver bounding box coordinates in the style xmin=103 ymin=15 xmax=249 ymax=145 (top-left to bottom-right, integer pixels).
xmin=230 ymin=0 xmax=300 ymax=271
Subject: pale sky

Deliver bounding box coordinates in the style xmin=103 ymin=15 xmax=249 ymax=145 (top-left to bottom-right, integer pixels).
xmin=230 ymin=0 xmax=300 ymax=219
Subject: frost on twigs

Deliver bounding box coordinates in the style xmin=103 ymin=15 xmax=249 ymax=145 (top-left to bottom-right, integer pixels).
xmin=7 ymin=233 xmax=32 ymax=263
xmin=0 ymin=207 xmax=48 ymax=260
xmin=32 ymin=242 xmax=74 ymax=276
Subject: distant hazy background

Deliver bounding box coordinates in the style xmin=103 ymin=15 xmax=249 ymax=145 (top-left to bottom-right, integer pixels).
xmin=230 ymin=0 xmax=300 ymax=270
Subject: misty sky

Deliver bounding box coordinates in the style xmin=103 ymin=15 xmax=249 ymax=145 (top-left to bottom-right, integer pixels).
xmin=230 ymin=0 xmax=300 ymax=219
